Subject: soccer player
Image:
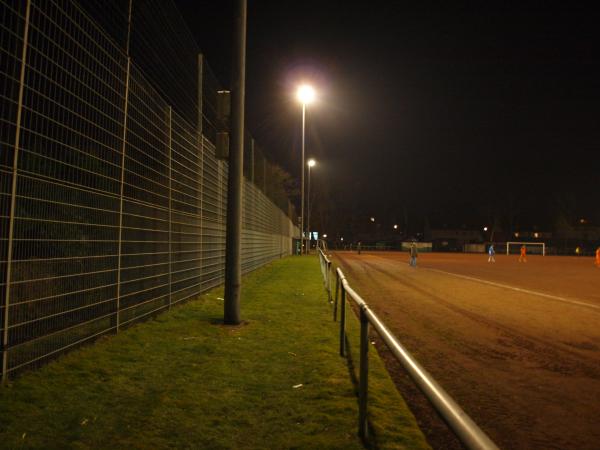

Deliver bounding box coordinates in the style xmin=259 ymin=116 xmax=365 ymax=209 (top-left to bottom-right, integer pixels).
xmin=518 ymin=244 xmax=527 ymax=263
xmin=409 ymin=242 xmax=418 ymax=267
xmin=596 ymin=247 xmax=600 ymax=267
xmin=488 ymin=244 xmax=496 ymax=263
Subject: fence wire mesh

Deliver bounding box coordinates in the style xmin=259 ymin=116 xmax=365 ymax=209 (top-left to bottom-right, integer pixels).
xmin=0 ymin=0 xmax=298 ymax=379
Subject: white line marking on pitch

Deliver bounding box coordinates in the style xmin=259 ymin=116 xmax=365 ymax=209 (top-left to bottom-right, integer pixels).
xmin=423 ymin=267 xmax=600 ymax=311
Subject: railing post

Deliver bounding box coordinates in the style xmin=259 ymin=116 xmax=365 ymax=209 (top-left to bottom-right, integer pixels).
xmin=327 ymin=261 xmax=332 ymax=303
xmin=333 ymin=273 xmax=339 ymax=322
xmin=359 ymin=306 xmax=370 ymax=440
xmin=2 ymin=0 xmax=32 ymax=384
xmin=339 ymin=284 xmax=346 ymax=357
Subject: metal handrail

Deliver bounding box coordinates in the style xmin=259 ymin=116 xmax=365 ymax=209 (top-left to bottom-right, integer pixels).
xmin=318 ymin=253 xmax=498 ymax=449
xmin=317 ymin=247 xmax=332 ymax=303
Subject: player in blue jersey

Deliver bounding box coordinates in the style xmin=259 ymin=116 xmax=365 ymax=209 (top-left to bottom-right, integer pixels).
xmin=488 ymin=244 xmax=496 ymax=263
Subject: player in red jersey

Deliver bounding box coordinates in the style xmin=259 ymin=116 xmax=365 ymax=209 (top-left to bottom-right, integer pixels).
xmin=518 ymin=245 xmax=527 ymax=263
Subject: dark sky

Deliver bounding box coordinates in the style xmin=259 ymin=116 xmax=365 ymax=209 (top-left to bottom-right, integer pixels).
xmin=175 ymin=1 xmax=599 ymax=233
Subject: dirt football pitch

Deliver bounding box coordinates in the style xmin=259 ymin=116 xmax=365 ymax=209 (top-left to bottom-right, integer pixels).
xmin=333 ymin=251 xmax=600 ymax=450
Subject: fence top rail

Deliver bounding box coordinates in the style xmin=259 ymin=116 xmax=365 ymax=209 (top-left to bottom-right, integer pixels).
xmin=335 ymin=267 xmax=498 ymax=450
xmin=318 ymin=247 xmax=331 ymax=264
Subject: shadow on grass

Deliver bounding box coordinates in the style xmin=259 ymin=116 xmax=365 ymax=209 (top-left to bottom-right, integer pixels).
xmin=208 ymin=318 xmax=250 ymax=328
xmin=344 ymin=335 xmax=381 ymax=450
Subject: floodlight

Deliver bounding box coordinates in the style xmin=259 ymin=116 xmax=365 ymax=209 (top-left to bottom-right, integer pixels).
xmin=307 ymin=159 xmax=316 ymax=167
xmin=297 ymin=85 xmax=315 ymax=104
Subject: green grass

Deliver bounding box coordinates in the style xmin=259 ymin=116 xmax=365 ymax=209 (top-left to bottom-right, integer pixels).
xmin=0 ymin=256 xmax=429 ymax=450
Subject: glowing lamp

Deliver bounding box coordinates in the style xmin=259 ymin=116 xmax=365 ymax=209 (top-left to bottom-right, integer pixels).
xmin=297 ymin=85 xmax=315 ymax=105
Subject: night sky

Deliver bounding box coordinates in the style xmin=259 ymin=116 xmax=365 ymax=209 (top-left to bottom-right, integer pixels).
xmin=175 ymin=1 xmax=599 ymax=235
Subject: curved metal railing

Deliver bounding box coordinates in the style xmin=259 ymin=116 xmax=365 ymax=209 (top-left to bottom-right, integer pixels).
xmin=317 ymin=250 xmax=498 ymax=450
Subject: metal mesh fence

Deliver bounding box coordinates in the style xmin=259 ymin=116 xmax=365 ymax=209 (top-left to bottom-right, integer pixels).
xmin=1 ymin=0 xmax=298 ymax=380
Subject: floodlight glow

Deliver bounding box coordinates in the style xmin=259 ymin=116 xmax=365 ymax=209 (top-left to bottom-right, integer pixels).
xmin=307 ymin=159 xmax=316 ymax=167
xmin=514 ymin=232 xmax=519 ymax=237
xmin=370 ymin=217 xmax=375 ymax=222
xmin=297 ymin=85 xmax=315 ymax=104
xmin=534 ymin=232 xmax=539 ymax=238
xmin=483 ymin=227 xmax=488 ymax=231
xmin=340 ymin=237 xmax=344 ymax=241
xmin=323 ymin=234 xmax=328 ymax=238
xmin=393 ymin=224 xmax=398 ymax=229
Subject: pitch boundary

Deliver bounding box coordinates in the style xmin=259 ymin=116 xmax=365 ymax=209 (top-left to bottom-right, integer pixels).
xmin=422 ymin=266 xmax=600 ymax=312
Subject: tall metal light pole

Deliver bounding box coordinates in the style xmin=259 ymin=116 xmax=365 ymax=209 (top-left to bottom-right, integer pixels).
xmin=307 ymin=158 xmax=316 ymax=253
xmin=297 ymin=85 xmax=315 ymax=254
xmin=224 ymin=0 xmax=246 ymax=325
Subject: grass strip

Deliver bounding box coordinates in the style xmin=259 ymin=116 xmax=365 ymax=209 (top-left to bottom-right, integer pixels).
xmin=0 ymin=256 xmax=429 ymax=449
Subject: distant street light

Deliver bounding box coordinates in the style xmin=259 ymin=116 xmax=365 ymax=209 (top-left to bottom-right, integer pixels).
xmin=370 ymin=217 xmax=375 ymax=222
xmin=297 ymin=84 xmax=315 ymax=254
xmin=393 ymin=224 xmax=398 ymax=230
xmin=323 ymin=234 xmax=328 ymax=238
xmin=307 ymin=158 xmax=316 ymax=252
xmin=483 ymin=226 xmax=488 ymax=231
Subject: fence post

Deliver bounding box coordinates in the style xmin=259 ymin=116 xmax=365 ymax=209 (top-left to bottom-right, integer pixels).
xmin=339 ymin=284 xmax=346 ymax=357
xmin=116 ymin=57 xmax=132 ymax=333
xmin=359 ymin=306 xmax=370 ymax=440
xmin=333 ymin=273 xmax=339 ymax=322
xmin=167 ymin=106 xmax=172 ymax=309
xmin=2 ymin=0 xmax=32 ymax=384
xmin=197 ymin=53 xmax=204 ymax=288
xmin=325 ymin=261 xmax=331 ymax=302
xmin=250 ymin=138 xmax=255 ymax=184
xmin=262 ymin=156 xmax=266 ymax=193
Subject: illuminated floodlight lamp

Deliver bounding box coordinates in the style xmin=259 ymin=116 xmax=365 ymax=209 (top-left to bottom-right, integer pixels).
xmin=323 ymin=234 xmax=328 ymax=238
xmin=534 ymin=232 xmax=539 ymax=238
xmin=514 ymin=232 xmax=519 ymax=237
xmin=370 ymin=217 xmax=375 ymax=222
xmin=340 ymin=237 xmax=344 ymax=241
xmin=393 ymin=224 xmax=398 ymax=229
xmin=307 ymin=158 xmax=316 ymax=167
xmin=483 ymin=227 xmax=488 ymax=231
xmin=297 ymin=84 xmax=315 ymax=105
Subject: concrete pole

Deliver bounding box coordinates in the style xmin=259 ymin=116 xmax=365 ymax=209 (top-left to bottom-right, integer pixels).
xmin=301 ymin=104 xmax=306 ymax=253
xmin=224 ymin=0 xmax=246 ymax=325
xmin=307 ymin=163 xmax=311 ymax=253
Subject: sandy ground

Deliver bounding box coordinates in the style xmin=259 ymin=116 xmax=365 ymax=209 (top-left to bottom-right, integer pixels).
xmin=333 ymin=251 xmax=600 ymax=450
